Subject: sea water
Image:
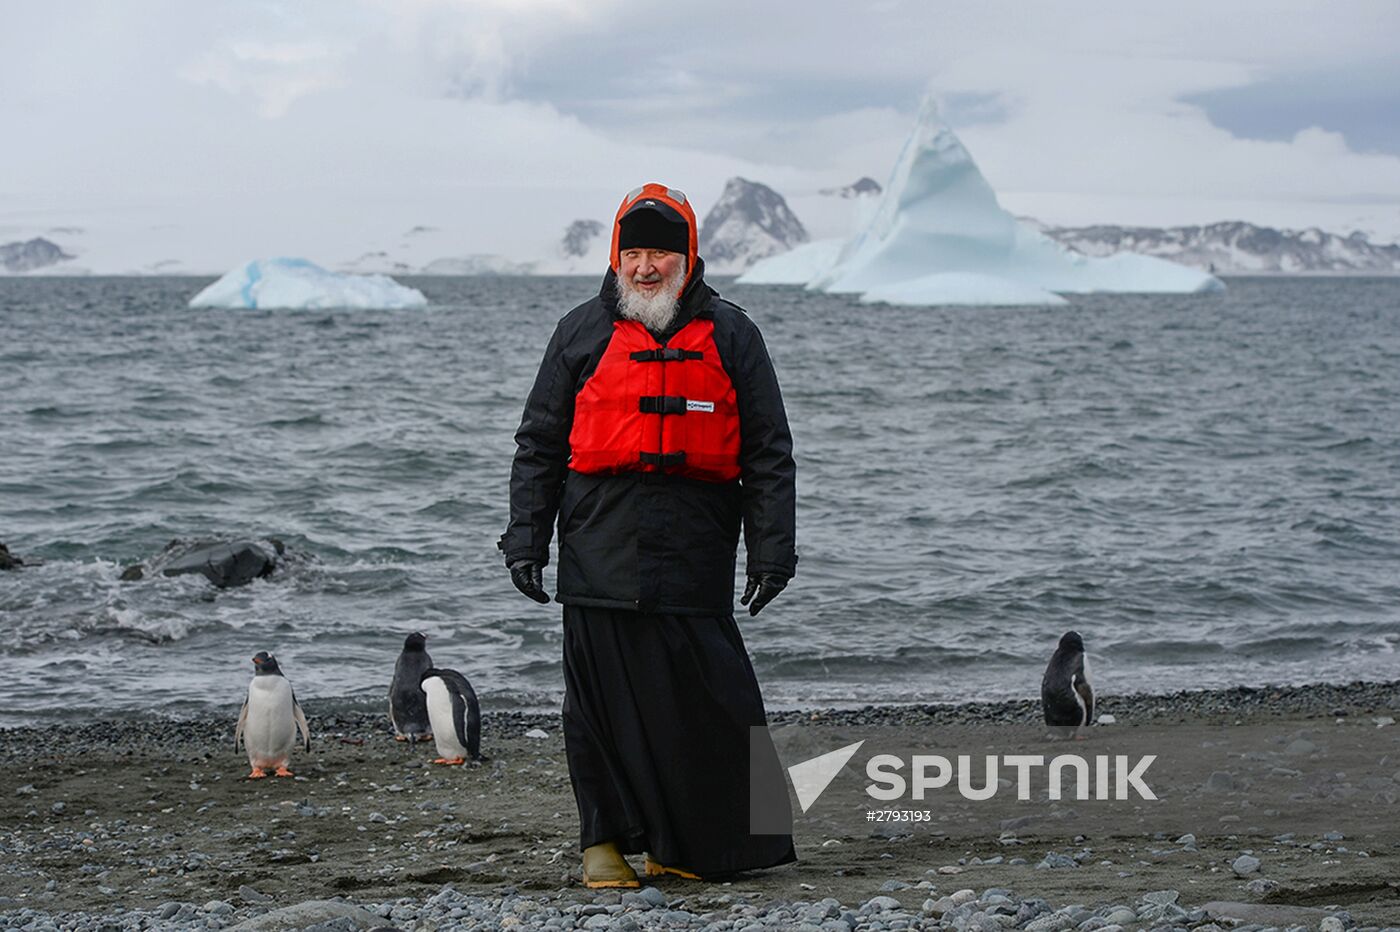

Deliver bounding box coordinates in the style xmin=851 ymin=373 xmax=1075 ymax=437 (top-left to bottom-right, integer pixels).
xmin=1 ymin=275 xmax=1397 ymax=724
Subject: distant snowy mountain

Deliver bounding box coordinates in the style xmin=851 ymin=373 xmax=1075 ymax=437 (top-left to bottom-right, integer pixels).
xmin=820 ymin=177 xmax=883 ymax=199
xmin=339 ymin=252 xmax=418 ymax=275
xmin=1041 ymin=221 xmax=1400 ymax=274
xmin=561 ymin=219 xmax=605 ymax=259
xmin=698 ymin=178 xmax=809 ymax=275
xmin=419 ymin=255 xmax=535 ymax=276
xmin=0 ymin=237 xmax=74 ymax=274
xmin=533 ymin=218 xmax=609 ymax=275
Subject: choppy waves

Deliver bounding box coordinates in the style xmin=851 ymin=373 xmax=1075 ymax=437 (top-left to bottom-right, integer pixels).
xmin=1 ymin=275 xmax=1398 ymax=724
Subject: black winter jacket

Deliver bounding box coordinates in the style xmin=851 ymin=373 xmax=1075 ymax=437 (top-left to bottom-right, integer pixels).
xmin=499 ymin=260 xmax=797 ymax=615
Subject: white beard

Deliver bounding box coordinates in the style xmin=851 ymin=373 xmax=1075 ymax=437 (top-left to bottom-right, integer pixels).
xmin=617 ymin=260 xmax=686 ymax=332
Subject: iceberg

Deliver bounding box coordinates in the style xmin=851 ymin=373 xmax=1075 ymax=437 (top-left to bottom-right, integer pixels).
xmin=735 ymin=238 xmax=844 ymax=285
xmin=743 ymin=97 xmax=1223 ymax=305
xmin=861 ymin=272 xmax=1067 ymax=307
xmin=189 ymin=258 xmax=428 ymax=309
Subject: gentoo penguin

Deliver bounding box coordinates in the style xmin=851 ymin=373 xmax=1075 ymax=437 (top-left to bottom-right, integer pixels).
xmin=389 ymin=632 xmax=434 ymax=742
xmin=419 ymin=667 xmax=484 ymax=765
xmin=234 ymin=651 xmax=311 ymax=778
xmin=1041 ymin=630 xmax=1094 ymax=738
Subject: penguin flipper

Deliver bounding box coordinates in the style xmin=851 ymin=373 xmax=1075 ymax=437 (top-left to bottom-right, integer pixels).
xmin=1075 ymin=676 xmax=1095 ymax=726
xmin=234 ymin=700 xmax=248 ymax=752
xmin=292 ymin=696 xmax=312 ymax=752
xmin=440 ymin=669 xmax=483 ymax=762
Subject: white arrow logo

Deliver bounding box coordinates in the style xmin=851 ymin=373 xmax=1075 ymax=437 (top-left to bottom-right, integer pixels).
xmin=787 ymin=740 xmax=865 ymax=812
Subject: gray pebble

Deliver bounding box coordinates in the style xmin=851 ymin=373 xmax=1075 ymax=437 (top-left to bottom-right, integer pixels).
xmin=861 ymin=895 xmax=902 ymax=914
xmin=1232 ymin=854 xmax=1262 ymax=876
xmin=1204 ymin=771 xmax=1238 ymax=792
xmin=1036 ymin=852 xmax=1079 ymax=870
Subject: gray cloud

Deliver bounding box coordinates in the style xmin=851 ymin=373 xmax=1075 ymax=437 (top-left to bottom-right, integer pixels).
xmin=3 ymin=0 xmax=1399 ymax=269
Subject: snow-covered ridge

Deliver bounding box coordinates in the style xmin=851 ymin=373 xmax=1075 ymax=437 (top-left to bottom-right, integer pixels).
xmin=1040 ymin=221 xmax=1400 ymax=274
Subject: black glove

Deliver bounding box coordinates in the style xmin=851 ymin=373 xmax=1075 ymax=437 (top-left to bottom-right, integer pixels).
xmin=740 ymin=572 xmax=788 ymax=616
xmin=507 ymin=559 xmax=550 ymax=604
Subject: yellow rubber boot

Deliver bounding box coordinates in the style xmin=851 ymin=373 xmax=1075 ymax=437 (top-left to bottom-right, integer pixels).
xmin=643 ymin=854 xmax=702 ymax=880
xmin=582 ymin=842 xmax=640 ymax=889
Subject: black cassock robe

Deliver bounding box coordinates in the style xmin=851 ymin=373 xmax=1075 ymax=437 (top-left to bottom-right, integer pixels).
xmin=561 ymin=606 xmax=795 ymax=876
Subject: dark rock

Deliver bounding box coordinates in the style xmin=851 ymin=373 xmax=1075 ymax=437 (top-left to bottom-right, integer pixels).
xmin=122 ymin=537 xmax=287 ymax=588
xmin=0 ymin=542 xmax=36 ymax=570
xmin=821 ymin=177 xmax=883 ymax=198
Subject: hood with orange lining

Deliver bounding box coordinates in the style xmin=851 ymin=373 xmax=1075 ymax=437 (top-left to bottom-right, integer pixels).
xmin=609 ymin=183 xmax=699 ymax=290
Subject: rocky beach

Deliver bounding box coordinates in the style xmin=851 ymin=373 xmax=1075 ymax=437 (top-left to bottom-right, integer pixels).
xmin=3 ymin=682 xmax=1398 ymax=931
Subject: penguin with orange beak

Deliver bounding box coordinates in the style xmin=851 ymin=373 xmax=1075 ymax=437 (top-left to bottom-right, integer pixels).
xmin=234 ymin=651 xmax=311 ymax=778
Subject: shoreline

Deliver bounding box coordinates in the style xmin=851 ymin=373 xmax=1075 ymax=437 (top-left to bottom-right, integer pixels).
xmin=3 ymin=678 xmax=1399 ymax=743
xmin=3 ymin=679 xmax=1398 ymax=930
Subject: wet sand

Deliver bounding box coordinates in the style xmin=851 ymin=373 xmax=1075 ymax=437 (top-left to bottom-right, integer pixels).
xmin=2 ymin=682 xmax=1399 ymax=929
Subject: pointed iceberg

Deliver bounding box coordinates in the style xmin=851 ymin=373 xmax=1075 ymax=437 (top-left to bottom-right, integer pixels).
xmin=742 ymin=97 xmax=1223 ymax=305
xmin=190 ymin=257 xmax=428 ymax=310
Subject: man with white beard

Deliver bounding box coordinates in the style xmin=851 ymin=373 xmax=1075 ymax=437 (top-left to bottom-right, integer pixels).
xmin=500 ymin=183 xmax=797 ymax=887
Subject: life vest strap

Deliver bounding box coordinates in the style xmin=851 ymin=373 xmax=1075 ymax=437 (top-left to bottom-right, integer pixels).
xmin=629 ymin=348 xmax=704 ymax=363
xmin=639 ymin=395 xmax=688 ymax=415
xmin=640 ymin=451 xmax=686 ymax=468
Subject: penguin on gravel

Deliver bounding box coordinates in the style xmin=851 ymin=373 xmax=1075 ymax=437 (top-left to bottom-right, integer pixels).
xmin=235 ymin=651 xmax=312 ymax=778
xmin=389 ymin=632 xmax=434 ymax=743
xmin=1041 ymin=630 xmax=1094 ymax=739
xmin=419 ymin=667 xmax=484 ymax=765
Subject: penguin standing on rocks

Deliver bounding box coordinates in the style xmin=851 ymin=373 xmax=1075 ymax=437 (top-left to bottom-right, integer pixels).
xmin=419 ymin=667 xmax=484 ymax=765
xmin=389 ymin=632 xmax=434 ymax=743
xmin=1041 ymin=630 xmax=1094 ymax=738
xmin=234 ymin=651 xmax=311 ymax=778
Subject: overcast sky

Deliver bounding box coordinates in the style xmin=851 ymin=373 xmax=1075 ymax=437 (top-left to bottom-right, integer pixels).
xmin=3 ymin=0 xmax=1399 ymax=268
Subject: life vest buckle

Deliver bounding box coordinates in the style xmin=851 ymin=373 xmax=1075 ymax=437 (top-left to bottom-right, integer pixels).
xmin=639 ymin=451 xmax=686 ymax=468
xmin=639 ymin=395 xmax=688 ymax=415
xmin=629 ymin=348 xmax=703 ymax=363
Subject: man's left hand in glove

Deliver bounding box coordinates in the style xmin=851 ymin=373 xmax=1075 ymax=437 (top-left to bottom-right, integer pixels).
xmin=740 ymin=572 xmax=788 ymax=616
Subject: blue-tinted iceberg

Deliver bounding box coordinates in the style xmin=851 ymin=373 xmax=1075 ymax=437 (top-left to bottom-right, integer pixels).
xmin=740 ymin=98 xmax=1224 ymax=306
xmin=860 ymin=273 xmax=1067 ymax=307
xmin=189 ymin=258 xmax=427 ymax=309
xmin=733 ymin=238 xmax=844 ymax=286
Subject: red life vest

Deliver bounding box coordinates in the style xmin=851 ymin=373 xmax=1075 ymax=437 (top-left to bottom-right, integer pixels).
xmin=569 ymin=318 xmax=741 ymax=482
